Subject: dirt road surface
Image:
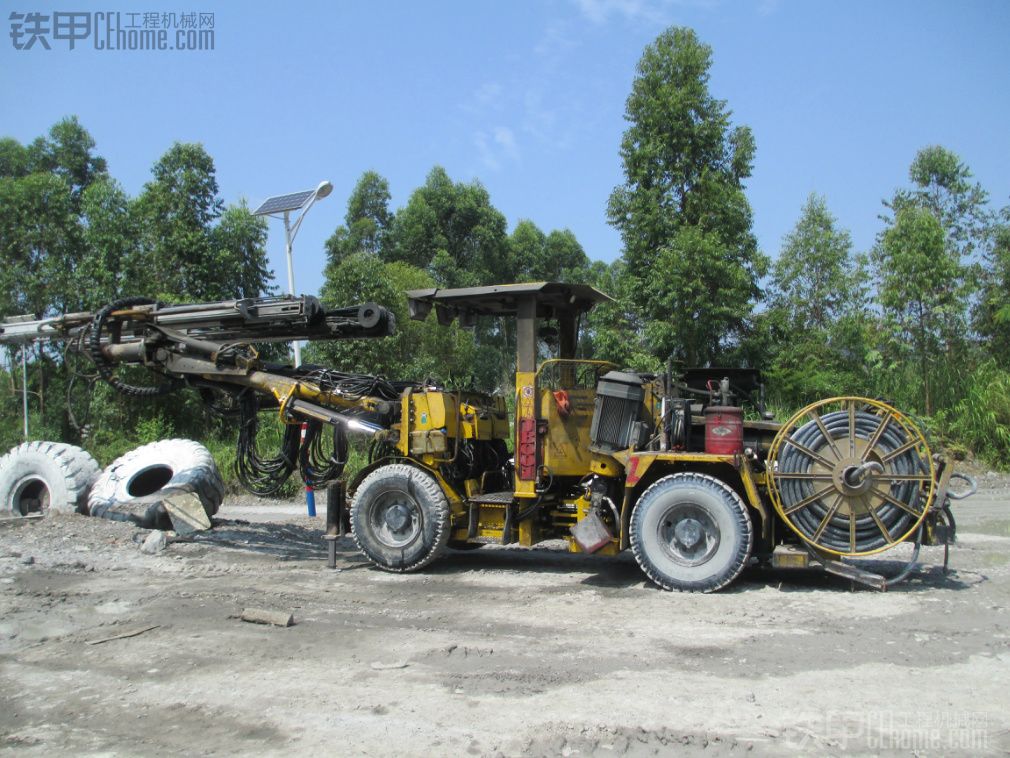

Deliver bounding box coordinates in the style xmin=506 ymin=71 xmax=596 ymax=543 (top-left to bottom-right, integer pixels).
xmin=2 ymin=474 xmax=1008 ymax=756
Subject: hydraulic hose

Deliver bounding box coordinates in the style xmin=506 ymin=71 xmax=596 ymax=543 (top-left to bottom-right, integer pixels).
xmin=88 ymin=297 xmax=182 ymax=398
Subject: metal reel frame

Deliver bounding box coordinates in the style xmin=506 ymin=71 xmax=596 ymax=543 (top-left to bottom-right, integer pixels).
xmin=767 ymin=396 xmax=937 ymax=557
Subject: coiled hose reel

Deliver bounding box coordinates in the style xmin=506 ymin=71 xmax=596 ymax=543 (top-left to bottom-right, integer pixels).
xmin=767 ymin=397 xmax=936 ymax=557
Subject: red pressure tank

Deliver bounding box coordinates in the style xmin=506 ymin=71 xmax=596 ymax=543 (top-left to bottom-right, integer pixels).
xmin=704 ymin=406 xmax=744 ymax=455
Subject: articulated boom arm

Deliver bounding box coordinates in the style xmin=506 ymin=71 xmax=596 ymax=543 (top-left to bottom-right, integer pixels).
xmin=1 ymin=295 xmax=406 ymax=494
xmin=0 ymin=295 xmax=393 ymax=345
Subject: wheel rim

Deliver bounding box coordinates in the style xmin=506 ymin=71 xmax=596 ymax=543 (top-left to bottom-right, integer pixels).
xmin=656 ymin=502 xmax=721 ymax=567
xmin=367 ymin=488 xmax=423 ymax=548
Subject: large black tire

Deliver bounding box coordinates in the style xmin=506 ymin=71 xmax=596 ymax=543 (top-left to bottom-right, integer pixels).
xmin=630 ymin=472 xmax=753 ymax=593
xmin=350 ymin=463 xmax=450 ymax=572
xmin=87 ymin=439 xmax=224 ymax=529
xmin=0 ymin=442 xmax=100 ymax=516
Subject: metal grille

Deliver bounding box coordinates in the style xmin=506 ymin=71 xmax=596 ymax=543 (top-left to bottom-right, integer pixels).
xmin=590 ymin=394 xmax=640 ymax=453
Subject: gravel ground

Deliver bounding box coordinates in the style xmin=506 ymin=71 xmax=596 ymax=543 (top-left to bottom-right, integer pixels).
xmin=1 ymin=471 xmax=1008 ymax=756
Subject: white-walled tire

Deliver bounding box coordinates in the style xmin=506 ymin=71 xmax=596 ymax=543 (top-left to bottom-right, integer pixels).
xmin=88 ymin=439 xmax=224 ymax=529
xmin=0 ymin=442 xmax=100 ymax=516
xmin=630 ymin=472 xmax=753 ymax=593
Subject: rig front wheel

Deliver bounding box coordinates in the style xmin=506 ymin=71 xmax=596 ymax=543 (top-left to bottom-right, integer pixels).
xmin=350 ymin=464 xmax=451 ymax=572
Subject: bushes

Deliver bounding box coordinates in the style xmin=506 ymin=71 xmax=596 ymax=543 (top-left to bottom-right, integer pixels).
xmin=938 ymin=362 xmax=1010 ymax=468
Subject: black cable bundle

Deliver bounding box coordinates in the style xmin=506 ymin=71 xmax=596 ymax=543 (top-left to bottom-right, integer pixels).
xmin=235 ymin=391 xmax=301 ymax=496
xmin=297 ymin=420 xmax=348 ymax=488
xmin=296 ymin=367 xmax=416 ymax=401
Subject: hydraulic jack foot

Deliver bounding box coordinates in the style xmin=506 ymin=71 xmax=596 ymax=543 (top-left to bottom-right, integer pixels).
xmin=324 ymin=480 xmax=346 ymax=570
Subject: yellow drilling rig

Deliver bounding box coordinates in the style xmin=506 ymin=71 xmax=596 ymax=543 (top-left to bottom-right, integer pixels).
xmin=0 ymin=283 xmax=973 ymax=591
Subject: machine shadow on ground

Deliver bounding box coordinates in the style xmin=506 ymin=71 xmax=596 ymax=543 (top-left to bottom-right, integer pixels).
xmin=180 ymin=520 xmax=982 ymax=595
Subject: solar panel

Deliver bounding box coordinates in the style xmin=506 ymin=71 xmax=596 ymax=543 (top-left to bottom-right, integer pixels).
xmin=252 ymin=190 xmax=316 ymax=216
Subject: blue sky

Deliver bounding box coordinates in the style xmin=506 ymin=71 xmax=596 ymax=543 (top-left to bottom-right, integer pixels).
xmin=4 ymin=0 xmax=1009 ymax=297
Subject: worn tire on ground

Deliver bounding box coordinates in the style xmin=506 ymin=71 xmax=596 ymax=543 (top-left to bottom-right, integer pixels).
xmin=0 ymin=441 xmax=100 ymax=516
xmin=630 ymin=472 xmax=753 ymax=593
xmin=350 ymin=463 xmax=451 ymax=572
xmin=87 ymin=439 xmax=224 ymax=529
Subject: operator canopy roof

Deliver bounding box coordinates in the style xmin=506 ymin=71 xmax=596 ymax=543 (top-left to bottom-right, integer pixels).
xmin=407 ymin=282 xmax=612 ymax=326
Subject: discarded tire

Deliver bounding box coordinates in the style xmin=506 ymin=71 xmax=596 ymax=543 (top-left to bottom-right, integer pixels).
xmin=87 ymin=439 xmax=224 ymax=529
xmin=0 ymin=441 xmax=100 ymax=516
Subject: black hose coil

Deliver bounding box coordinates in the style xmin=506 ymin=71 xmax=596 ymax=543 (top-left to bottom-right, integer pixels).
xmin=778 ymin=409 xmax=926 ymax=553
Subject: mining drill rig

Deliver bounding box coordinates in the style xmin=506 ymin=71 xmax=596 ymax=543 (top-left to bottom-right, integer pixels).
xmin=0 ymin=284 xmax=974 ymax=592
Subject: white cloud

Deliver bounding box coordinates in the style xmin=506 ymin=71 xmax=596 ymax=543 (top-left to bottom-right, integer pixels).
xmin=493 ymin=126 xmax=519 ymax=159
xmin=574 ymin=0 xmax=665 ymax=24
xmin=474 ymin=126 xmax=521 ymax=172
xmin=573 ymin=0 xmax=717 ymax=25
xmin=474 ymin=82 xmax=504 ymax=109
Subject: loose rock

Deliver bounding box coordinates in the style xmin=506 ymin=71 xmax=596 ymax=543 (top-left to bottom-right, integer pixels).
xmin=140 ymin=531 xmax=167 ymax=555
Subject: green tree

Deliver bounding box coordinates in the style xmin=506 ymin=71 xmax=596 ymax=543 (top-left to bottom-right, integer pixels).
xmin=901 ymin=146 xmax=991 ymax=263
xmin=582 ymin=260 xmax=659 ymax=372
xmin=508 ymin=219 xmax=546 ymax=280
xmin=27 ymin=116 xmax=108 ymax=205
xmin=130 ymin=144 xmax=272 ymax=303
xmin=607 ymin=27 xmax=767 ymax=365
xmin=324 ymin=171 xmax=394 ymax=265
xmin=387 ymin=166 xmax=509 ymax=286
xmin=872 ymin=204 xmax=962 ymax=415
xmin=212 ymin=201 xmax=273 ymax=299
xmin=78 ymin=177 xmax=138 ymax=307
xmin=0 ymin=138 xmax=31 ymax=178
xmin=308 ymin=252 xmax=476 ymax=382
xmin=760 ymin=194 xmax=868 ymax=403
xmin=978 ymin=212 xmax=1010 ymax=365
xmin=769 ymin=194 xmax=858 ymax=332
xmin=0 ymin=172 xmax=80 ymax=317
xmin=134 ymin=142 xmax=224 ymax=301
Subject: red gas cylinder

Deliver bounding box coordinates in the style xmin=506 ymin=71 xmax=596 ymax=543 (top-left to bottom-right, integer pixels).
xmin=704 ymin=406 xmax=744 ymax=455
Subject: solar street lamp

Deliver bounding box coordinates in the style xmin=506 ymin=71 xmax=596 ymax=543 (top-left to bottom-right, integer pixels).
xmin=253 ymin=180 xmax=333 ymax=367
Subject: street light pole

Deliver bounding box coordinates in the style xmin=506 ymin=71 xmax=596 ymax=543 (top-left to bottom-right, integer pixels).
xmin=283 ymin=210 xmax=300 ymax=367
xmin=21 ymin=345 xmax=28 ymax=439
xmin=252 ymin=180 xmax=333 ymax=369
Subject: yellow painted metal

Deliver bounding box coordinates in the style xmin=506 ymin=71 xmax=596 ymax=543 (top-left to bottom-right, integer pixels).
xmin=590 ymin=455 xmax=621 ymax=477
xmin=395 ymin=388 xmax=509 ymax=462
xmin=538 ymin=387 xmax=596 ymax=477
xmin=518 ymin=514 xmax=536 ymax=546
xmin=514 ymin=370 xmax=537 ymax=497
xmin=766 ymin=396 xmax=937 ymax=557
xmin=617 ymin=451 xmax=769 ymax=534
xmin=524 ymin=359 xmax=617 ymax=483
xmin=396 ymin=388 xmax=412 ymax=456
xmin=770 ymin=547 xmax=811 ymax=569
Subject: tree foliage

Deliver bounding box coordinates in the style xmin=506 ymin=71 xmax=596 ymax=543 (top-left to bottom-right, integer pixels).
xmin=386 ymin=166 xmax=510 ymax=286
xmin=759 ymin=195 xmax=868 ymax=404
xmin=0 ymin=119 xmax=273 ymax=465
xmin=308 ymin=252 xmax=476 ymax=384
xmin=608 ymin=26 xmax=767 ymax=365
xmin=325 ymin=170 xmax=393 ymax=265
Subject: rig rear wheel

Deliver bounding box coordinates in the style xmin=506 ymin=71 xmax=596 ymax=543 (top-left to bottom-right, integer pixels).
xmin=767 ymin=397 xmax=936 ymax=557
